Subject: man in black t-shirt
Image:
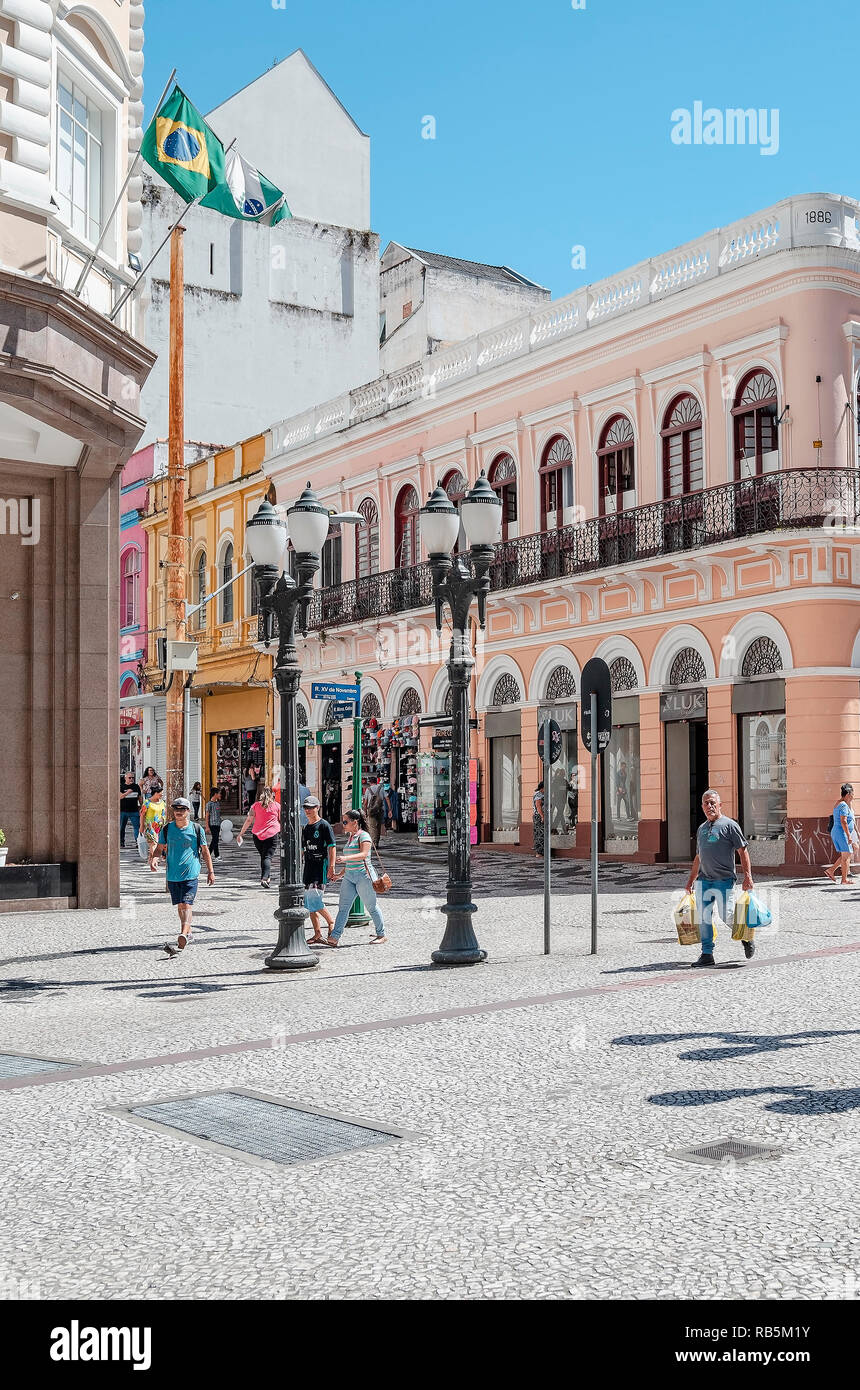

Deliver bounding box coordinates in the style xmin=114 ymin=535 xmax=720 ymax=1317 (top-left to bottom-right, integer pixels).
xmin=301 ymin=797 xmax=337 ymax=944
xmin=120 ymin=773 xmax=142 ymax=848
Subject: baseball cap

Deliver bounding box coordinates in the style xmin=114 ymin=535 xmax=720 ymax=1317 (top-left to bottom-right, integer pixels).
xmin=304 ymin=796 xmax=321 ymax=808
xmin=172 ymin=797 xmax=192 ymax=810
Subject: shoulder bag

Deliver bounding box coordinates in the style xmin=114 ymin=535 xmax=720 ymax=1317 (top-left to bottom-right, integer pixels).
xmin=365 ymin=842 xmax=392 ymax=895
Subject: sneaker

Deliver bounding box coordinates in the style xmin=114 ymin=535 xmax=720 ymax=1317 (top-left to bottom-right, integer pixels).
xmin=743 ymin=940 xmax=756 ymax=959
xmin=691 ymin=953 xmax=716 ymax=968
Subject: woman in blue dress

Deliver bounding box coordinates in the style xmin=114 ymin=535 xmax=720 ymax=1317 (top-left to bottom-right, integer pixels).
xmin=826 ymin=783 xmax=857 ymax=884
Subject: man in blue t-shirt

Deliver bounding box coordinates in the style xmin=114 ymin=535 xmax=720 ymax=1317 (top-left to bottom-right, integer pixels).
xmin=153 ymin=798 xmax=215 ymax=957
xmin=684 ymin=789 xmax=754 ymax=969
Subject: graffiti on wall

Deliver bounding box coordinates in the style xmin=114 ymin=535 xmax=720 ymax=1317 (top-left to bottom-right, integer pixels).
xmin=786 ymin=819 xmax=832 ymax=866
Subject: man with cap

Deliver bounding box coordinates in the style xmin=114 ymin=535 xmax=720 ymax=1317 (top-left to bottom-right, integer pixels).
xmin=301 ymin=796 xmax=337 ymax=942
xmin=152 ymin=797 xmax=215 ymax=957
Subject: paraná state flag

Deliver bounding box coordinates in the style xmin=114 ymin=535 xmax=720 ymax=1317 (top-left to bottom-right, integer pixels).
xmin=200 ymin=146 xmax=291 ymax=225
xmin=140 ymin=86 xmax=225 ymax=202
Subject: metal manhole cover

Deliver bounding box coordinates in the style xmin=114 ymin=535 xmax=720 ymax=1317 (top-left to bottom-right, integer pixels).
xmin=0 ymin=1053 xmax=76 ymax=1079
xmin=674 ymin=1138 xmax=782 ymax=1166
xmin=120 ymin=1090 xmax=413 ymax=1169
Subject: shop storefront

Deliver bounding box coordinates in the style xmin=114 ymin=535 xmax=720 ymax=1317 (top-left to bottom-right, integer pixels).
xmin=485 ymin=708 xmax=522 ymax=843
xmin=212 ymin=726 xmax=265 ymax=815
xmin=418 ymin=731 xmax=451 ymax=843
xmin=734 ymin=678 xmax=787 ymax=865
xmin=318 ymin=728 xmax=343 ymax=827
xmin=661 ymin=687 xmax=708 ymax=860
xmin=537 ymin=698 xmax=578 ymax=848
xmin=602 ymin=695 xmax=640 ymax=853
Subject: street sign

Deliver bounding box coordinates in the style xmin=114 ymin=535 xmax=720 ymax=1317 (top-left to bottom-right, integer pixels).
xmin=580 ymin=658 xmax=613 ymax=753
xmin=311 ymin=681 xmax=360 ymax=701
xmin=537 ymin=718 xmax=562 ymax=766
xmin=330 ymin=701 xmax=355 ymax=722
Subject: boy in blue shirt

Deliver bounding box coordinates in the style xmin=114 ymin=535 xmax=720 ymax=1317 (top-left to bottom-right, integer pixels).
xmin=153 ymin=798 xmax=215 ymax=957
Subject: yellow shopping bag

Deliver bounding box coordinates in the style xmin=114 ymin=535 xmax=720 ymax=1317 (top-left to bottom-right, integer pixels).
xmin=674 ymin=891 xmax=700 ymax=946
xmin=731 ymin=891 xmax=755 ymax=943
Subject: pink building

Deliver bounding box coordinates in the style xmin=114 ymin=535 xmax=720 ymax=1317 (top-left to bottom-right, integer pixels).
xmin=119 ymin=443 xmax=153 ymax=777
xmin=262 ymin=192 xmax=860 ymax=871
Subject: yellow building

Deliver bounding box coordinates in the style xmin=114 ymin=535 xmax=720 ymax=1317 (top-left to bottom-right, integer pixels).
xmin=143 ymin=434 xmax=276 ymax=816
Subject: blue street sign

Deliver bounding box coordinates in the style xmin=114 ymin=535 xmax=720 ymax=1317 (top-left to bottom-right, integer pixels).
xmin=331 ymin=701 xmax=355 ymax=721
xmin=311 ymin=681 xmax=361 ymax=701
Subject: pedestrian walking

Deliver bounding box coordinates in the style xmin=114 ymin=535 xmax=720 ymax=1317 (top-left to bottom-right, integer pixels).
xmin=154 ymin=797 xmax=215 ymax=957
xmin=533 ymin=781 xmax=545 ymax=858
xmin=190 ymin=781 xmax=202 ymax=820
xmin=301 ymin=796 xmax=337 ymax=942
xmin=139 ymin=781 xmax=166 ymax=866
xmin=382 ymin=782 xmax=396 ymax=831
xmin=140 ymin=766 xmax=159 ymax=799
xmin=825 ymin=783 xmax=858 ymax=884
xmin=684 ymin=789 xmax=755 ymax=968
xmin=236 ymin=785 xmax=281 ymax=887
xmin=120 ymin=772 xmax=142 ymax=848
xmin=327 ymin=809 xmax=386 ymax=946
xmin=363 ymin=777 xmax=385 ymax=848
xmin=243 ymin=764 xmax=259 ymax=811
xmin=204 ymin=786 xmax=222 ymax=859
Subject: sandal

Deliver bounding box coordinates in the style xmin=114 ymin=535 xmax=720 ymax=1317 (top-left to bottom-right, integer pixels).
xmin=369 ymin=935 xmax=388 ymax=944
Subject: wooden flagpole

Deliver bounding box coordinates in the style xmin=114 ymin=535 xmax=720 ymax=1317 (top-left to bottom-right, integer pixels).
xmin=165 ymin=222 xmax=186 ymax=806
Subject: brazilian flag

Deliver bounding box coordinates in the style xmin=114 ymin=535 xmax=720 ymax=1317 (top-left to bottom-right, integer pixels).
xmin=140 ymin=86 xmax=225 ymax=202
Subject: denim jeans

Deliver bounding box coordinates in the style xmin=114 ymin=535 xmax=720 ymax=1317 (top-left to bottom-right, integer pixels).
xmin=120 ymin=811 xmax=137 ymax=847
xmin=330 ymin=868 xmax=385 ymax=941
xmin=695 ymin=878 xmax=736 ymax=954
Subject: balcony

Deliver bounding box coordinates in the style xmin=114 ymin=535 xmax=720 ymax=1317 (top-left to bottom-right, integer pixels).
xmin=257 ymin=468 xmax=860 ymax=640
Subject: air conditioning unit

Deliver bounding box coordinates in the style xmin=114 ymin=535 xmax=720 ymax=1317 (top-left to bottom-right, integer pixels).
xmin=166 ymin=640 xmax=198 ymax=673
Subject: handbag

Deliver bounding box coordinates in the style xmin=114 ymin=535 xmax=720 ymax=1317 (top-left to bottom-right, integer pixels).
xmin=366 ymin=845 xmax=392 ymax=895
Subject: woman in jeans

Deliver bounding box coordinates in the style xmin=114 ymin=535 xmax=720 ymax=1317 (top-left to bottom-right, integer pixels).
xmin=327 ymin=809 xmax=386 ymax=946
xmin=236 ymin=785 xmax=281 ymax=887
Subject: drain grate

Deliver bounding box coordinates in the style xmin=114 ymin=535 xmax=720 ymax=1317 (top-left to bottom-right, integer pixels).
xmin=122 ymin=1090 xmax=410 ymax=1169
xmin=674 ymin=1138 xmax=783 ymax=1166
xmin=0 ymin=1053 xmax=76 ymax=1079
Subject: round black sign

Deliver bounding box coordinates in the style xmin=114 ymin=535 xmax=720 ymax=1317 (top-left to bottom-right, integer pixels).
xmin=538 ymin=718 xmax=562 ymax=766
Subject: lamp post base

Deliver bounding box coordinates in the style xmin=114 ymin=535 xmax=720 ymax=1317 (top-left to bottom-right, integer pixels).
xmin=265 ymin=897 xmax=319 ymax=971
xmin=431 ymin=900 xmax=487 ymax=966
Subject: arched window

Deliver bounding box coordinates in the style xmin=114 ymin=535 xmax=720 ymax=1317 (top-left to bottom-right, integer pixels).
xmin=444 ymin=686 xmax=454 ymax=716
xmin=741 ymin=636 xmax=783 ymax=676
xmin=220 ymin=542 xmax=234 ymax=623
xmin=669 ymin=647 xmax=706 ymax=686
xmin=356 ymin=497 xmax=380 ymax=579
xmin=733 ymin=370 xmax=779 ymax=479
xmin=598 ymin=415 xmax=635 ymax=514
xmin=540 ymin=436 xmax=573 ymax=531
xmin=610 ymin=657 xmax=638 ymax=693
xmin=662 ymin=395 xmax=703 ymax=498
xmin=756 ymin=720 xmax=772 ymax=788
xmin=361 ymin=693 xmax=381 ymax=719
xmin=488 ymin=453 xmax=518 ymax=540
xmin=491 ymin=673 xmax=521 ymax=707
xmin=394 ymin=485 xmax=420 ymax=568
xmin=443 ymin=469 xmax=468 ymax=552
xmin=545 ymin=664 xmax=576 ymax=701
xmin=194 ymin=551 xmax=207 ymax=631
xmin=399 ymin=687 xmax=422 ymax=717
xmin=297 ymin=703 xmax=308 ymax=730
xmin=322 ymin=525 xmax=342 ymax=588
xmin=121 ymin=548 xmax=140 ymax=628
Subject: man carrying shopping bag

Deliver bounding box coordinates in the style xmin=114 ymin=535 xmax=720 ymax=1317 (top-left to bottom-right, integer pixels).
xmin=684 ymin=789 xmax=754 ymax=969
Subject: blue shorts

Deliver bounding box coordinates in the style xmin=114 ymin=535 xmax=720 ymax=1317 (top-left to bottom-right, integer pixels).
xmin=168 ymin=879 xmax=198 ymax=906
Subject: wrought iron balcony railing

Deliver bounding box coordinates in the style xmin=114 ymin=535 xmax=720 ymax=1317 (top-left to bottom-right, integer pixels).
xmin=257 ymin=467 xmax=860 ymax=642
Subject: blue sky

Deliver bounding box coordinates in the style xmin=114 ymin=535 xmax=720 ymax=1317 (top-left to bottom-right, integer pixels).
xmin=144 ymin=0 xmax=860 ymax=298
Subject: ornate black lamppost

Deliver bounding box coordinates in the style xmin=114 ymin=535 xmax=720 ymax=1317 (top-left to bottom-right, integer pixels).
xmin=245 ymin=488 xmax=359 ymax=971
xmin=419 ymin=472 xmax=502 ymax=965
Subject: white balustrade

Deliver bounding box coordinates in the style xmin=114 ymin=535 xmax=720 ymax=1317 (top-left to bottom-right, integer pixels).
xmin=266 ymin=194 xmax=860 ymax=461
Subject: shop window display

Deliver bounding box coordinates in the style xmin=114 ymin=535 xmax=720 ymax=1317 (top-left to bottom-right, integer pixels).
xmin=740 ymin=713 xmax=787 ymax=838
xmin=603 ymin=725 xmax=640 ymax=843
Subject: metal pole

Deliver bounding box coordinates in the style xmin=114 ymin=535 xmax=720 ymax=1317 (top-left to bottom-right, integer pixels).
xmin=590 ymin=690 xmax=598 ymax=956
xmin=267 ymin=652 xmax=317 ymax=970
xmin=347 ymin=669 xmax=369 ymax=926
xmin=73 ymin=67 xmax=177 ymax=297
xmin=164 ymin=224 xmax=186 ymax=807
xmin=432 ymin=629 xmax=485 ymax=964
xmin=543 ymin=716 xmax=551 ymax=956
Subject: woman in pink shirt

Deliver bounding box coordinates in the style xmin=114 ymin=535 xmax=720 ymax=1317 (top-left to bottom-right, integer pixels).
xmin=236 ymin=785 xmax=281 ymax=887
